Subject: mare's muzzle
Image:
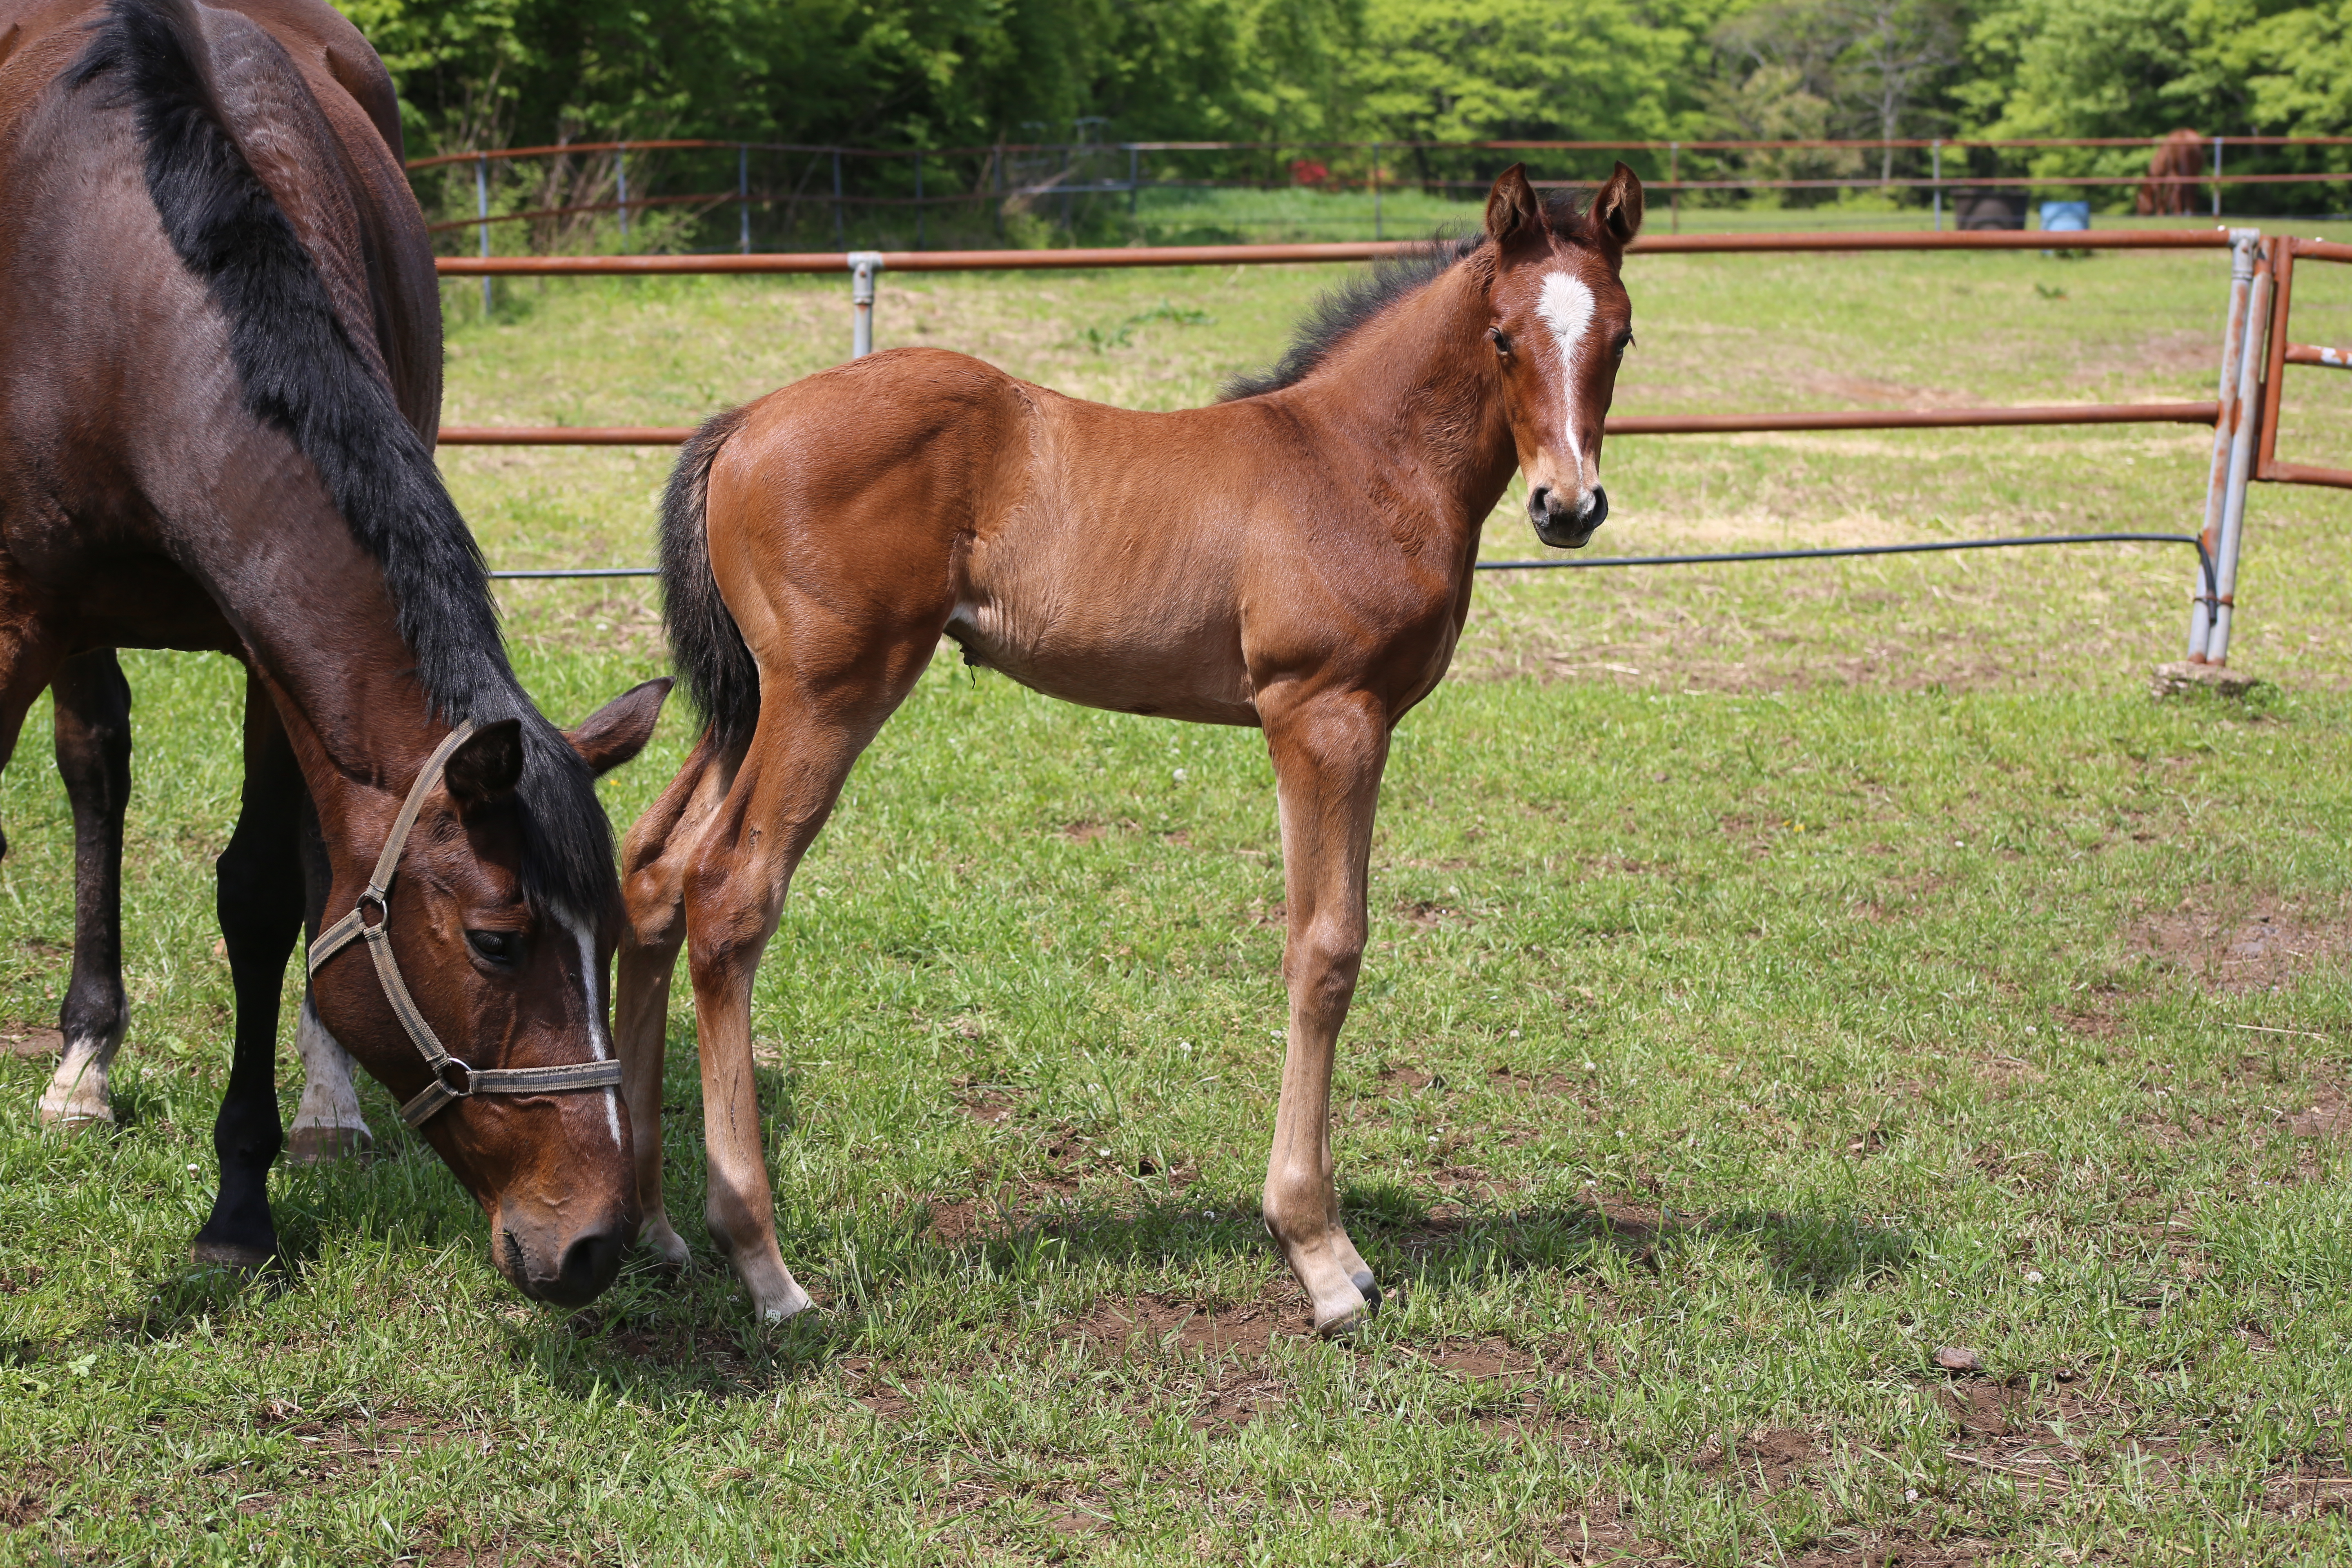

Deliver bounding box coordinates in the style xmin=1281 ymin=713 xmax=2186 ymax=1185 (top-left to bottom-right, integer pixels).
xmin=1531 ymin=484 xmax=1608 ymax=549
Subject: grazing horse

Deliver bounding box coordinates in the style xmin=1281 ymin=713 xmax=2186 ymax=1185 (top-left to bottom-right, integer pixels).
xmin=618 ymin=163 xmax=1643 ymax=1333
xmin=2136 ymin=129 xmax=2207 ymax=216
xmin=0 ymin=0 xmax=665 ymax=1304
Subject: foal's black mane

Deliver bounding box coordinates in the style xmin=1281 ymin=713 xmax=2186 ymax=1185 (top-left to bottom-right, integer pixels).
xmin=70 ymin=0 xmax=619 ymax=920
xmin=1221 ymin=194 xmax=1606 ymax=401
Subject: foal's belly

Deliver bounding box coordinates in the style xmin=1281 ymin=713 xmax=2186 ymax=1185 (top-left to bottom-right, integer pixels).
xmin=943 ymin=601 xmax=1260 ymax=727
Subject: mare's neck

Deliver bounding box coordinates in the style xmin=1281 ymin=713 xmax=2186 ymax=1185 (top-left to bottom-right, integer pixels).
xmin=1285 ymin=257 xmax=1518 ymax=552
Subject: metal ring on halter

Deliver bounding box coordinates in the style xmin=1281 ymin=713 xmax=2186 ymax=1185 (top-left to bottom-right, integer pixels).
xmin=306 ymin=723 xmax=623 ymax=1129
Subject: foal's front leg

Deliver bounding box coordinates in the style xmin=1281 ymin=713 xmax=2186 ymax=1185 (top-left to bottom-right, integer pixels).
xmin=1261 ymin=690 xmax=1390 ymax=1336
xmin=40 ymin=651 xmax=131 ymax=1132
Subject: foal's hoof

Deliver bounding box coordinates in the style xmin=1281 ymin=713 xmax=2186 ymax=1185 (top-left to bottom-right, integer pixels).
xmin=40 ymin=1109 xmax=115 ymax=1139
xmin=189 ymin=1239 xmax=276 ymax=1275
xmin=1350 ymin=1270 xmax=1383 ymax=1315
xmin=285 ymin=1125 xmax=372 ymax=1165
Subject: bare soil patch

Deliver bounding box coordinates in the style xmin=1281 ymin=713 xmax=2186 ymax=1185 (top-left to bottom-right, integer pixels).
xmin=0 ymin=1024 xmax=60 ymax=1059
xmin=2129 ymin=899 xmax=2349 ymax=994
xmin=1067 ymin=1289 xmax=1302 ymax=1429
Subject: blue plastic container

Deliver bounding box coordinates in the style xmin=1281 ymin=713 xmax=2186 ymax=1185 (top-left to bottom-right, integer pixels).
xmin=2038 ymin=201 xmax=2091 ymax=232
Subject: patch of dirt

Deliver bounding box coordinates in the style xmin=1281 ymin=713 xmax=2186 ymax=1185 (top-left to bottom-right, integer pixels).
xmin=1424 ymin=1340 xmax=1541 ymax=1379
xmin=838 ymin=1356 xmax=923 ymax=1420
xmin=249 ymin=1404 xmax=483 ymax=1477
xmin=0 ymin=1268 xmax=44 ymax=1296
xmin=1395 ymin=898 xmax=1464 ymax=931
xmin=1060 ymin=820 xmax=1103 ymax=844
xmin=2289 ymin=1085 xmax=2352 ymax=1139
xmin=0 ymin=1025 xmax=60 ymax=1059
xmin=952 ymin=1080 xmax=1014 ymax=1124
xmin=0 ymin=1462 xmax=53 ymax=1527
xmin=1789 ymin=1537 xmax=1998 ymax=1568
xmin=2129 ymin=900 xmax=2347 ymax=994
xmin=1693 ymin=1427 xmax=1820 ymax=1487
xmin=1068 ymin=1290 xmax=1300 ymax=1429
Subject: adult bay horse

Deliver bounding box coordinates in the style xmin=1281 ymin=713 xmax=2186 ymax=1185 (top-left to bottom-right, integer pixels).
xmin=620 ymin=163 xmax=1643 ymax=1334
xmin=0 ymin=0 xmax=664 ymax=1304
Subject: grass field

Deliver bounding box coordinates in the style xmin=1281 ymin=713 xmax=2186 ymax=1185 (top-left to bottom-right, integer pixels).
xmin=6 ymin=226 xmax=2352 ymax=1564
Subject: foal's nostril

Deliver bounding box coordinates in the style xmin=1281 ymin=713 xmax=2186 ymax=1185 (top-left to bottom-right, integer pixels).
xmin=1581 ymin=487 xmax=1609 ymax=529
xmin=1528 ymin=485 xmax=1552 ymax=519
xmin=547 ymin=1225 xmax=625 ymax=1306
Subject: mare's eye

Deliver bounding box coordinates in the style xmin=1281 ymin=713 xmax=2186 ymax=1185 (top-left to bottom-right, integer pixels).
xmin=466 ymin=929 xmax=522 ymax=966
xmin=1489 ymin=327 xmax=1512 ymax=356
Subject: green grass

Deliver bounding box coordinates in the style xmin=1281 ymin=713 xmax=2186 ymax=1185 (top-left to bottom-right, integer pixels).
xmin=7 ymin=232 xmax=2352 ymax=1563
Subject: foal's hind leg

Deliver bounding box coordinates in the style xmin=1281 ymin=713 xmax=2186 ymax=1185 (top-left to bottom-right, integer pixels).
xmin=40 ymin=651 xmax=131 ymax=1132
xmin=683 ymin=666 xmax=932 ymax=1321
xmin=1260 ymin=688 xmax=1391 ymax=1336
xmin=616 ymin=734 xmax=736 ymax=1270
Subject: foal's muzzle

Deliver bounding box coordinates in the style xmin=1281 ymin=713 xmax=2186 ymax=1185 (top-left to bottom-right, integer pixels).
xmin=1531 ymin=484 xmax=1608 ymax=549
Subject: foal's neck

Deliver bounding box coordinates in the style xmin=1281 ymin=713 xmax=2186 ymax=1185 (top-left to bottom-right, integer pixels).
xmin=1289 ymin=258 xmax=1517 ymax=549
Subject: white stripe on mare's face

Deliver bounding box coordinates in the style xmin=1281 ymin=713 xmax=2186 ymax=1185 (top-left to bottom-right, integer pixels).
xmin=561 ymin=913 xmax=625 ymax=1152
xmin=1537 ymin=271 xmax=1597 ymax=474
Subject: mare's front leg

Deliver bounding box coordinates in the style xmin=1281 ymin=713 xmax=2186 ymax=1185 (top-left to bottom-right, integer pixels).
xmin=1261 ymin=688 xmax=1391 ymax=1336
xmin=39 ymin=651 xmax=131 ymax=1132
xmin=189 ymin=672 xmax=303 ymax=1269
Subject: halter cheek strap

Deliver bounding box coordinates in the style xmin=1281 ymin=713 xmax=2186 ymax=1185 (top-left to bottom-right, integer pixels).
xmin=307 ymin=723 xmax=624 ymax=1129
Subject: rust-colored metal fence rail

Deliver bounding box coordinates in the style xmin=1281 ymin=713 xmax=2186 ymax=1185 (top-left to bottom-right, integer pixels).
xmin=444 ymin=226 xmax=2332 ymax=669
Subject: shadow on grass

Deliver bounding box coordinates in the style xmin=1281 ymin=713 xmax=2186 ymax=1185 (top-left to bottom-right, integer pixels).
xmin=517 ymin=1182 xmax=1918 ymax=1408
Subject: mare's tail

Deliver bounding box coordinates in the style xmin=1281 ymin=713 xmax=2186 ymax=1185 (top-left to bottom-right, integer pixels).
xmin=659 ymin=405 xmax=760 ymax=755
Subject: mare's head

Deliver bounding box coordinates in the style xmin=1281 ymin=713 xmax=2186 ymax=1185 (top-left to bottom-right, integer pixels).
xmin=309 ymin=679 xmax=671 ymax=1308
xmin=1479 ymin=162 xmax=1644 ymax=549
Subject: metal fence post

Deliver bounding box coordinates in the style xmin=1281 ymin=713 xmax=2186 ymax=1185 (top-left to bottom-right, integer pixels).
xmin=2188 ymin=229 xmax=2259 ymax=659
xmin=615 ymin=141 xmax=628 ymax=251
xmin=739 ymin=144 xmax=751 ymax=254
xmin=848 ymin=251 xmax=883 ymax=358
xmin=1128 ymin=145 xmax=1139 ymax=218
xmin=914 ymin=151 xmax=925 ymax=250
xmin=1669 ymin=141 xmax=1679 ymax=234
xmin=1372 ymin=143 xmax=1383 ymax=240
xmin=1931 ymin=140 xmax=1942 ymax=231
xmin=832 ymin=149 xmax=846 ymax=249
xmin=2205 ymin=236 xmax=2271 ymax=666
xmin=2211 ymin=136 xmax=2224 ymax=218
xmin=475 ymin=153 xmax=492 ymax=316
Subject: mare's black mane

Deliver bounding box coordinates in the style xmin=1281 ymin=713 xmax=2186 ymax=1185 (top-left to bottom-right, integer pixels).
xmin=1221 ymin=192 xmax=1605 ymax=401
xmin=69 ymin=0 xmax=619 ymax=920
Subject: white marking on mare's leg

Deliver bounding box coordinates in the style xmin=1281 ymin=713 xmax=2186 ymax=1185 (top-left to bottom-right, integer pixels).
xmin=1537 ymin=271 xmax=1597 ymax=472
xmin=39 ymin=1028 xmax=121 ymax=1130
xmin=287 ymin=994 xmax=372 ymax=1163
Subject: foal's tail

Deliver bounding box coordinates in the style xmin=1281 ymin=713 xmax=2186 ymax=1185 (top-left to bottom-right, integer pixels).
xmin=659 ymin=405 xmax=760 ymax=755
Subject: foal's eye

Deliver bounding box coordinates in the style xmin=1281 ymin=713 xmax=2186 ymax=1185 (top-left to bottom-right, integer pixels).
xmin=466 ymin=929 xmax=522 ymax=966
xmin=1489 ymin=327 xmax=1512 ymax=356
xmin=1614 ymin=330 xmax=1635 ymax=356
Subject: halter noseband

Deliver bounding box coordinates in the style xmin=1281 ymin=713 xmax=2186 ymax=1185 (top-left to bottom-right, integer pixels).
xmin=307 ymin=723 xmax=625 ymax=1129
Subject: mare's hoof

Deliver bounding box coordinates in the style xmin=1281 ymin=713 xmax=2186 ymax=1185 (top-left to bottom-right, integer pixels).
xmin=285 ymin=1125 xmax=372 ymax=1165
xmin=189 ymin=1239 xmax=276 ymax=1275
xmin=40 ymin=1110 xmax=115 ymax=1138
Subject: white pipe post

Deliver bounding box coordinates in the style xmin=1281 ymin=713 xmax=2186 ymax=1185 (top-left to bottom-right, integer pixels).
xmin=615 ymin=141 xmax=628 ymax=251
xmin=2206 ymin=241 xmax=2271 ymax=666
xmin=2188 ymin=230 xmax=2260 ymax=659
xmin=739 ymin=144 xmax=751 ymax=254
xmin=849 ymin=251 xmax=883 ymax=358
xmin=2211 ymin=136 xmax=2224 ymax=218
xmin=475 ymin=154 xmax=492 ymax=317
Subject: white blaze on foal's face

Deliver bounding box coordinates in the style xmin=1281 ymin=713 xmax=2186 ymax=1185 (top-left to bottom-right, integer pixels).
xmin=1536 ymin=270 xmax=1597 ymax=476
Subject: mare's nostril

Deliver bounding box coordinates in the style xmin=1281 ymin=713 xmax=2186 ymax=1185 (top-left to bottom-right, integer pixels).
xmin=549 ymin=1225 xmax=625 ymax=1306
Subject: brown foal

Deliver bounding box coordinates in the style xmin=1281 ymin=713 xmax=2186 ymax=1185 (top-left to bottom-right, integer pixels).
xmin=621 ymin=163 xmax=1643 ymax=1332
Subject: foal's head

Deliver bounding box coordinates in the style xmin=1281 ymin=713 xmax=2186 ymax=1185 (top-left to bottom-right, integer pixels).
xmin=1479 ymin=163 xmax=1643 ymax=549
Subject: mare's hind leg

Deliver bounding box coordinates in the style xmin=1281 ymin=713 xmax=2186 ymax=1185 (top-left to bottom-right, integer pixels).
xmin=684 ymin=662 xmax=934 ymax=1321
xmin=616 ymin=734 xmax=736 ymax=1269
xmin=40 ymin=651 xmax=131 ymax=1132
xmin=285 ymin=991 xmax=370 ymax=1163
xmin=1260 ymin=687 xmax=1392 ymax=1336
xmin=189 ymin=673 xmax=303 ymax=1268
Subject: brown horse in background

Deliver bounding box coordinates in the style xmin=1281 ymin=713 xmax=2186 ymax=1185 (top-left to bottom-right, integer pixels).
xmin=619 ymin=163 xmax=1644 ymax=1334
xmin=0 ymin=0 xmax=662 ymax=1303
xmin=2137 ymin=129 xmax=2207 ymax=216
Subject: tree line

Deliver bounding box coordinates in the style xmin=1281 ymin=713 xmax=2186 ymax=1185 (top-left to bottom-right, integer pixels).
xmin=339 ymin=0 xmax=2350 ymax=213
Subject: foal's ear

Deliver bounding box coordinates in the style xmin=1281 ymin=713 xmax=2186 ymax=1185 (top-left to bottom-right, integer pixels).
xmin=1591 ymin=162 xmax=1644 ymax=248
xmin=1484 ymin=163 xmax=1543 ymax=245
xmin=443 ymin=719 xmax=526 ymax=813
xmin=564 ymin=678 xmax=672 ymax=777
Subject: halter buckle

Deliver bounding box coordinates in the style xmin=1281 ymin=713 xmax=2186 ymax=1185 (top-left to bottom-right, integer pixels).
xmin=356 ymin=888 xmax=390 ymax=931
xmin=436 ymin=1057 xmax=477 ymax=1098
